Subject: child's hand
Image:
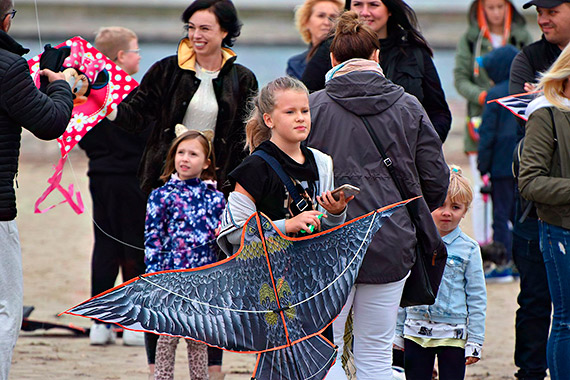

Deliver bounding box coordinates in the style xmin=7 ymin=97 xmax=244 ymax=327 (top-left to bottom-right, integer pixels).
xmin=524 ymin=82 xmax=537 ymax=92
xmin=317 ymin=190 xmax=354 ymax=215
xmin=465 ymin=356 xmax=479 ymax=365
xmin=285 ymin=210 xmax=324 ymax=234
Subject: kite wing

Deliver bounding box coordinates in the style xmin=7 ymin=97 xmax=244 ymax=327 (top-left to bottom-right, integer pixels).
xmin=489 ymin=91 xmax=540 ymax=121
xmin=64 ymin=199 xmax=411 ymax=380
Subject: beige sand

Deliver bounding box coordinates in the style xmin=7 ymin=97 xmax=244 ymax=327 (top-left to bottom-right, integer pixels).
xmin=9 ymin=100 xmax=544 ymax=379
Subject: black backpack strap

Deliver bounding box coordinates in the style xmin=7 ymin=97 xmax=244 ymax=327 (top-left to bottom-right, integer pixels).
xmin=359 ymin=116 xmax=408 ymax=199
xmin=252 ymin=150 xmax=309 ymax=212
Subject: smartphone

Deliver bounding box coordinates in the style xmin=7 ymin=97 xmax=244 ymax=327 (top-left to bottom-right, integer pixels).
xmin=331 ymin=184 xmax=360 ymax=201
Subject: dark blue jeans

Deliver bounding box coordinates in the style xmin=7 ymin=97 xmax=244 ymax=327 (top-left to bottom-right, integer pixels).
xmin=540 ymin=221 xmax=570 ymax=380
xmin=513 ymin=232 xmax=550 ymax=379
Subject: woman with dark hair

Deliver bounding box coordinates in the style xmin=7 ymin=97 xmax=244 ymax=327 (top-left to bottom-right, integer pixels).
xmin=307 ymin=11 xmax=449 ymax=379
xmin=302 ymin=0 xmax=451 ymax=142
xmin=108 ymin=1 xmax=257 ymax=377
xmin=286 ymin=0 xmax=343 ymax=79
xmin=110 ymin=0 xmax=258 ymax=196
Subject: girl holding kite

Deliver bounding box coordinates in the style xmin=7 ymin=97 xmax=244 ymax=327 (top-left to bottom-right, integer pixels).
xmin=144 ymin=128 xmax=225 ymax=380
xmin=217 ymin=76 xmax=352 ymax=256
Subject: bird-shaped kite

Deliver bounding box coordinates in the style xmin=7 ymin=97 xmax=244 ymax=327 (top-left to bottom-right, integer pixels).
xmin=63 ymin=199 xmax=412 ymax=380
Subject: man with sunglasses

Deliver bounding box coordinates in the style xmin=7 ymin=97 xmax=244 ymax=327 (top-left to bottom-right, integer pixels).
xmin=0 ymin=1 xmax=73 ymax=378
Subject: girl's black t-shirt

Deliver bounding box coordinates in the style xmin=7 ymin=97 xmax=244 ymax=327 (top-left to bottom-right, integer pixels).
xmin=228 ymin=140 xmax=319 ymax=221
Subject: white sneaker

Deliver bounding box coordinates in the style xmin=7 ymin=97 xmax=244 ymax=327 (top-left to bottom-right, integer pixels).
xmin=89 ymin=323 xmax=117 ymax=345
xmin=122 ymin=329 xmax=145 ymax=346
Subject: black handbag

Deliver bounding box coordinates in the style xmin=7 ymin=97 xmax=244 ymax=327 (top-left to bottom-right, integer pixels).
xmin=359 ymin=116 xmax=447 ymax=307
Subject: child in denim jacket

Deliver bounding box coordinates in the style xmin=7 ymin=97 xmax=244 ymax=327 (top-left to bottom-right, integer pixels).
xmin=395 ymin=165 xmax=487 ymax=379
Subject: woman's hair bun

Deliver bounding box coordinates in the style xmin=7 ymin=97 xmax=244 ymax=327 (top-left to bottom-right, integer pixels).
xmin=335 ymin=11 xmax=362 ymax=35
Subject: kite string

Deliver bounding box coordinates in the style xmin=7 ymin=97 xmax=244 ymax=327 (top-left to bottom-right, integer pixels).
xmin=65 ymin=156 xmax=218 ymax=253
xmin=33 ymin=0 xmax=42 ymax=50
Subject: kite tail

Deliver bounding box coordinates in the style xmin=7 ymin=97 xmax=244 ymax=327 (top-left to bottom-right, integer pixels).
xmin=251 ymin=334 xmax=336 ymax=380
xmin=34 ymin=156 xmax=84 ymax=214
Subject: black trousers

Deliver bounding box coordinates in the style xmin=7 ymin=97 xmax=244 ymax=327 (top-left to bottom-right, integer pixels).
xmin=404 ymin=339 xmax=466 ymax=380
xmin=89 ymin=175 xmax=147 ymax=297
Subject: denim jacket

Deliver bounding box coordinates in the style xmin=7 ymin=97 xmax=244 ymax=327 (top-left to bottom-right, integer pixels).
xmin=396 ymin=226 xmax=487 ymax=346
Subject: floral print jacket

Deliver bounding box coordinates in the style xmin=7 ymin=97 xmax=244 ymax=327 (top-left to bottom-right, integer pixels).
xmin=144 ymin=175 xmax=226 ymax=273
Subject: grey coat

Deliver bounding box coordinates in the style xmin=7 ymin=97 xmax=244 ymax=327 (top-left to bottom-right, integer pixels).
xmin=308 ymin=70 xmax=449 ymax=284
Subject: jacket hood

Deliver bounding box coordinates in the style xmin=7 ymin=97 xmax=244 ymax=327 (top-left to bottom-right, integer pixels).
xmin=325 ymin=71 xmax=405 ymax=116
xmin=481 ymin=45 xmax=518 ymax=83
xmin=0 ymin=30 xmax=29 ymax=56
xmin=466 ymin=0 xmax=526 ymax=41
xmin=177 ymin=37 xmax=236 ymax=72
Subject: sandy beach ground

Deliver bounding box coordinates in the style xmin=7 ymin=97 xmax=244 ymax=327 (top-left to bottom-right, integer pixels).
xmin=9 ymin=99 xmax=544 ymax=379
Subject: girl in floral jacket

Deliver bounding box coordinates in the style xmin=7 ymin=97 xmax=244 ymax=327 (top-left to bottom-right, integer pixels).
xmin=144 ymin=128 xmax=225 ymax=380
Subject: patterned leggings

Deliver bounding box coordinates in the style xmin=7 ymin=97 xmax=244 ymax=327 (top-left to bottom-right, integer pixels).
xmin=154 ymin=335 xmax=208 ymax=380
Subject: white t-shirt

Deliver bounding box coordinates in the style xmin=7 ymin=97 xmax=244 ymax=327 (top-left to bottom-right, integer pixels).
xmin=182 ymin=63 xmax=219 ymax=132
xmin=490 ymin=32 xmax=503 ymax=49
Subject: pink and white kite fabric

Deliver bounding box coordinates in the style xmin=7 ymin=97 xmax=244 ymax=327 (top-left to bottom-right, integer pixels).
xmin=27 ymin=36 xmax=138 ymax=214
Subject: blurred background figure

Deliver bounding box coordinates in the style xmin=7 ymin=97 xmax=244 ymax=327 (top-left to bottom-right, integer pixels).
xmin=78 ymin=26 xmax=148 ymax=348
xmin=286 ymin=0 xmax=343 ymax=79
xmin=453 ymin=0 xmax=531 ymax=251
xmin=476 ymin=45 xmax=520 ymax=282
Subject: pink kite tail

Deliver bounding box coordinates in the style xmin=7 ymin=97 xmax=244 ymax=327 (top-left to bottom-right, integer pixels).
xmin=34 ymin=156 xmax=84 ymax=214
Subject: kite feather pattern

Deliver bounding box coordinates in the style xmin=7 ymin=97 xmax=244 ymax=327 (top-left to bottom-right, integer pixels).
xmin=27 ymin=36 xmax=138 ymax=214
xmin=63 ymin=198 xmax=414 ymax=380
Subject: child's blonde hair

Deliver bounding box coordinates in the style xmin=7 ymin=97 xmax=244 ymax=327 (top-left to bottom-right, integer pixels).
xmin=447 ymin=165 xmax=473 ymax=208
xmin=95 ymin=26 xmax=137 ymax=62
xmin=160 ymin=130 xmax=216 ymax=183
xmin=245 ymin=76 xmax=309 ymax=153
xmin=537 ymin=43 xmax=570 ymax=112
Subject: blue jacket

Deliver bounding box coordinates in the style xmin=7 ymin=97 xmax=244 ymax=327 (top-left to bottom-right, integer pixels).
xmin=286 ymin=48 xmax=309 ymax=80
xmin=145 ymin=176 xmax=226 ymax=273
xmin=477 ymin=45 xmax=519 ymax=178
xmin=397 ymin=226 xmax=486 ymax=346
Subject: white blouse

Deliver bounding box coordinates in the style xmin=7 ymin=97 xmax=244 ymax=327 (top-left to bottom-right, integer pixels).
xmin=182 ymin=63 xmax=219 ymax=132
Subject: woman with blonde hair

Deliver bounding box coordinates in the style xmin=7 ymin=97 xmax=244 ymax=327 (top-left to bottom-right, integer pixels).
xmin=518 ymin=43 xmax=570 ymax=380
xmin=286 ymin=0 xmax=343 ymax=79
xmin=307 ymin=11 xmax=448 ymax=379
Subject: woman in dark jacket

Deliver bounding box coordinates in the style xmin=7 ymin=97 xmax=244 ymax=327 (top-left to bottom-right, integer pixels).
xmin=111 ymin=0 xmax=258 ymax=195
xmin=307 ymin=11 xmax=449 ymax=379
xmin=108 ymin=0 xmax=257 ymax=376
xmin=302 ymin=0 xmax=451 ymax=142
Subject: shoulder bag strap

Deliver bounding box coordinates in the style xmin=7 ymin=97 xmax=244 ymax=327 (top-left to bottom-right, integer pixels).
xmin=251 ymin=150 xmax=309 ymax=212
xmin=359 ymin=116 xmax=408 ymax=200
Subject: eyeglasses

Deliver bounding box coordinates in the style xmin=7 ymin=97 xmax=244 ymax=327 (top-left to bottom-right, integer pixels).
xmin=124 ymin=49 xmax=140 ymax=55
xmin=4 ymin=9 xmax=16 ymax=20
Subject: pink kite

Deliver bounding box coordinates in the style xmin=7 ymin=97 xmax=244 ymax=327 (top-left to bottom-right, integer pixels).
xmin=27 ymin=36 xmax=138 ymax=214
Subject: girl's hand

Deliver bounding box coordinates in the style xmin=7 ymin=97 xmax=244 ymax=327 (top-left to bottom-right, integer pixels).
xmin=285 ymin=210 xmax=324 ymax=234
xmin=317 ymin=190 xmax=354 ymax=215
xmin=465 ymin=357 xmax=479 ymax=365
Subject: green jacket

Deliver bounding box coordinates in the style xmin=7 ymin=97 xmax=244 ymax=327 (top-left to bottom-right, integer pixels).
xmin=519 ymin=103 xmax=570 ymax=230
xmin=453 ymin=0 xmax=532 ymax=153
